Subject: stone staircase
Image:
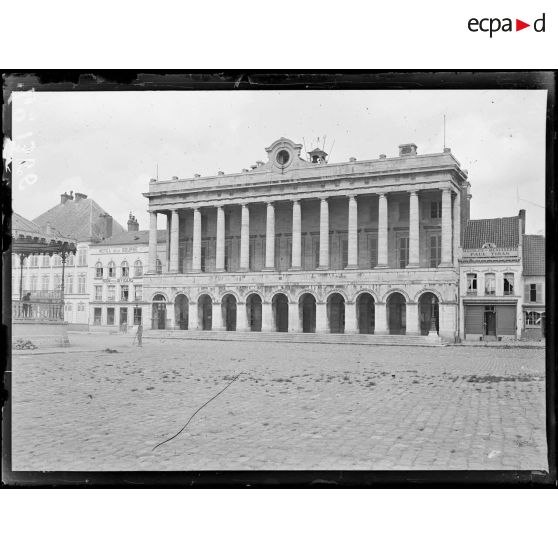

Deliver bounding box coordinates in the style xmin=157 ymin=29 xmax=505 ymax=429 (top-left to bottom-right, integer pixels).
xmin=143 ymin=329 xmax=444 ymax=346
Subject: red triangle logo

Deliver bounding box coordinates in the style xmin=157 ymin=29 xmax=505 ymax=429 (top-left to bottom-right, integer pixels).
xmin=516 ymin=19 xmax=530 ymax=31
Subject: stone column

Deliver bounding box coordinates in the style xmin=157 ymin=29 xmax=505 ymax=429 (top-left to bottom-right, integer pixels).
xmin=169 ymin=210 xmax=180 ymax=273
xmin=374 ymin=302 xmax=387 ymax=334
xmin=215 ymin=206 xmax=225 ymax=272
xmin=407 ymin=190 xmax=420 ymax=268
xmin=344 ymin=302 xmax=357 ymax=333
xmin=318 ymin=198 xmax=329 ymax=269
xmin=148 ymin=211 xmax=158 ymax=273
xmin=188 ymin=302 xmax=198 ymax=330
xmin=240 ymin=204 xmax=250 ymax=271
xmin=288 ymin=302 xmax=300 ymax=332
xmin=236 ymin=302 xmax=248 ymax=331
xmin=291 ymin=200 xmax=302 ymax=269
xmin=346 ymin=196 xmax=358 ymax=269
xmin=262 ymin=302 xmax=273 ymax=332
xmin=377 ymin=193 xmax=388 ymax=268
xmin=453 ymin=190 xmax=461 ymax=266
xmin=316 ymin=302 xmax=328 ymax=333
xmin=192 ymin=209 xmax=202 ymax=272
xmin=440 ymin=187 xmax=453 ymax=267
xmin=264 ymin=202 xmax=275 ymax=270
xmin=212 ymin=302 xmax=224 ymax=330
xmin=165 ymin=213 xmax=171 ymax=271
xmin=406 ymin=302 xmax=420 ymax=335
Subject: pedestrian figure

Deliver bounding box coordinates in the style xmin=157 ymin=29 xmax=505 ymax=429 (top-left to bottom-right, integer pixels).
xmin=134 ymin=323 xmax=143 ymax=347
xmin=22 ymin=292 xmax=31 ymax=318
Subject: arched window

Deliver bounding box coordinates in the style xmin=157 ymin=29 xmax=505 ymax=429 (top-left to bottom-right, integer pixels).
xmin=155 ymin=259 xmax=162 ymax=274
xmin=121 ymin=260 xmax=129 ymax=277
xmin=108 ymin=261 xmax=115 ymax=278
xmin=95 ymin=261 xmax=103 ymax=278
xmin=53 ymin=255 xmax=62 ymax=266
xmin=42 ymin=255 xmax=51 ymax=267
xmin=526 ymin=311 xmax=541 ymax=326
xmin=134 ymin=259 xmax=143 ymax=277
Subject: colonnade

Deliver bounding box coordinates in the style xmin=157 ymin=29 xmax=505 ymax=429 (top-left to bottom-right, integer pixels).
xmin=147 ymin=187 xmax=460 ymax=273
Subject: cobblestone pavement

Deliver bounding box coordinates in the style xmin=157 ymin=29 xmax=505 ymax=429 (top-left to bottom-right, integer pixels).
xmin=10 ymin=334 xmax=547 ymax=471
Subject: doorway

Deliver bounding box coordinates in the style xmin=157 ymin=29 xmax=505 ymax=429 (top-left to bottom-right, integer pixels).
xmin=327 ymin=293 xmax=345 ymax=333
xmin=246 ymin=293 xmax=262 ymax=332
xmin=174 ymin=294 xmax=189 ymax=330
xmin=222 ymin=294 xmax=237 ymax=331
xmin=272 ymin=293 xmax=289 ymax=332
xmin=484 ymin=308 xmax=496 ymax=339
xmin=357 ymin=293 xmax=375 ymax=334
xmin=198 ymin=294 xmax=212 ymax=330
xmin=300 ymin=293 xmax=316 ymax=333
xmin=418 ymin=292 xmax=439 ymax=335
xmin=152 ymin=295 xmax=166 ymax=329
xmin=387 ymin=292 xmax=406 ymax=335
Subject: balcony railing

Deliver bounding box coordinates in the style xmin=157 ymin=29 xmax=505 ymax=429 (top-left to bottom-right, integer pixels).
xmin=13 ymin=299 xmax=64 ymax=322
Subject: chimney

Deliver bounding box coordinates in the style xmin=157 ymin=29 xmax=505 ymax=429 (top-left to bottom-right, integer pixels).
xmin=99 ymin=213 xmax=113 ymax=239
xmin=518 ymin=209 xmax=526 ymax=235
xmin=74 ymin=192 xmax=88 ymax=202
xmin=398 ymin=143 xmax=418 ymax=156
xmin=60 ymin=192 xmax=71 ymax=204
xmin=127 ymin=212 xmax=139 ymax=232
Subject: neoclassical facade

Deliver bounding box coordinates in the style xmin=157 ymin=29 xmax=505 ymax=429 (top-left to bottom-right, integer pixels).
xmin=142 ymin=138 xmax=470 ymax=341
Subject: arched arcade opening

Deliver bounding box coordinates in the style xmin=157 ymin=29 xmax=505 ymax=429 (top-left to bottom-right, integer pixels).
xmin=198 ymin=294 xmax=212 ymax=331
xmin=357 ymin=293 xmax=375 ymax=334
xmin=327 ymin=293 xmax=345 ymax=334
xmin=152 ymin=294 xmax=167 ymax=330
xmin=246 ymin=293 xmax=262 ymax=332
xmin=387 ymin=292 xmax=406 ymax=335
xmin=174 ymin=294 xmax=189 ymax=330
xmin=418 ymin=292 xmax=439 ymax=335
xmin=222 ymin=294 xmax=237 ymax=331
xmin=299 ymin=293 xmax=316 ymax=333
xmin=272 ymin=293 xmax=289 ymax=332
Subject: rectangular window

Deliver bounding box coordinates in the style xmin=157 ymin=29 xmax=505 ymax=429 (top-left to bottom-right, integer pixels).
xmin=485 ymin=273 xmax=496 ymax=295
xmin=121 ymin=265 xmax=129 ymax=277
xmin=65 ymin=275 xmax=73 ymax=294
xmin=249 ymin=239 xmax=256 ymax=271
xmin=41 ymin=275 xmax=50 ymax=291
xmin=341 ymin=238 xmax=348 ymax=269
xmin=78 ymin=248 xmax=87 ymax=267
xmin=95 ymin=264 xmax=103 ymax=278
xmin=95 ymin=285 xmax=103 ymax=301
xmin=398 ymin=202 xmax=409 ymax=222
xmin=467 ymin=273 xmax=477 ymax=295
xmin=313 ymin=237 xmax=320 ymax=269
xmin=107 ymin=285 xmax=116 ymax=301
xmin=368 ymin=235 xmax=377 ymax=268
xmin=93 ymin=307 xmax=102 ymax=325
xmin=78 ymin=274 xmax=86 ymax=294
xmin=42 ymin=255 xmax=50 ymax=267
xmin=107 ymin=307 xmax=115 ymax=325
xmin=201 ymin=246 xmax=207 ymax=272
xmin=398 ymin=237 xmax=409 ymax=269
xmin=134 ymin=285 xmax=143 ymax=301
xmin=530 ymin=284 xmax=537 ymax=302
xmin=504 ymin=273 xmax=514 ymax=295
xmin=201 ymin=215 xmax=208 ymax=236
xmin=53 ymin=275 xmax=61 ymax=290
xmin=225 ymin=241 xmax=231 ymax=272
xmin=429 ymin=235 xmax=441 ymax=267
xmin=30 ymin=276 xmax=38 ymax=291
xmin=133 ymin=307 xmax=142 ymax=325
xmin=121 ymin=285 xmax=129 ymax=301
xmin=431 ymin=201 xmax=442 ymax=219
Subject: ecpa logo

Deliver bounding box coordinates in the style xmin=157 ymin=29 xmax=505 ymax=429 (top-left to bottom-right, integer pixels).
xmin=468 ymin=13 xmax=546 ymax=37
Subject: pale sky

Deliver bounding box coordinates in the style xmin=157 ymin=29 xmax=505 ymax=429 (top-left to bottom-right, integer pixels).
xmin=9 ymin=89 xmax=547 ymax=234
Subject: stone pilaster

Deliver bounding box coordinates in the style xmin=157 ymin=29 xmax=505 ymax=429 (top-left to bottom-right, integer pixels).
xmin=440 ymin=187 xmax=453 ymax=267
xmin=169 ymin=210 xmax=179 ymax=273
xmin=188 ymin=302 xmax=198 ymax=330
xmin=148 ymin=211 xmax=158 ymax=273
xmin=236 ymin=302 xmax=248 ymax=331
xmin=407 ymin=191 xmax=420 ymax=268
xmin=405 ymin=302 xmax=420 ymax=335
xmin=262 ymin=302 xmax=273 ymax=332
xmin=346 ymin=196 xmax=358 ymax=269
xmin=212 ymin=302 xmax=224 ymax=330
xmin=288 ymin=302 xmax=300 ymax=332
xmin=318 ymin=198 xmax=329 ymax=269
xmin=377 ymin=193 xmax=388 ymax=268
xmin=344 ymin=302 xmax=357 ymax=333
xmin=453 ymin=190 xmax=461 ymax=266
xmin=316 ymin=301 xmax=328 ymax=333
xmin=215 ymin=206 xmax=225 ymax=271
xmin=192 ymin=209 xmax=202 ymax=272
xmin=374 ymin=302 xmax=387 ymax=334
xmin=264 ymin=202 xmax=275 ymax=270
xmin=240 ymin=204 xmax=250 ymax=271
xmin=291 ymin=200 xmax=302 ymax=270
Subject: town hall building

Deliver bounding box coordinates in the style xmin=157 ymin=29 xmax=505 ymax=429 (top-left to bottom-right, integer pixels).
xmin=142 ymin=138 xmax=469 ymax=341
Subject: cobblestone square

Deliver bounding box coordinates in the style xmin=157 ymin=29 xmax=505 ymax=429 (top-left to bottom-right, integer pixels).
xmin=11 ymin=334 xmax=547 ymax=471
